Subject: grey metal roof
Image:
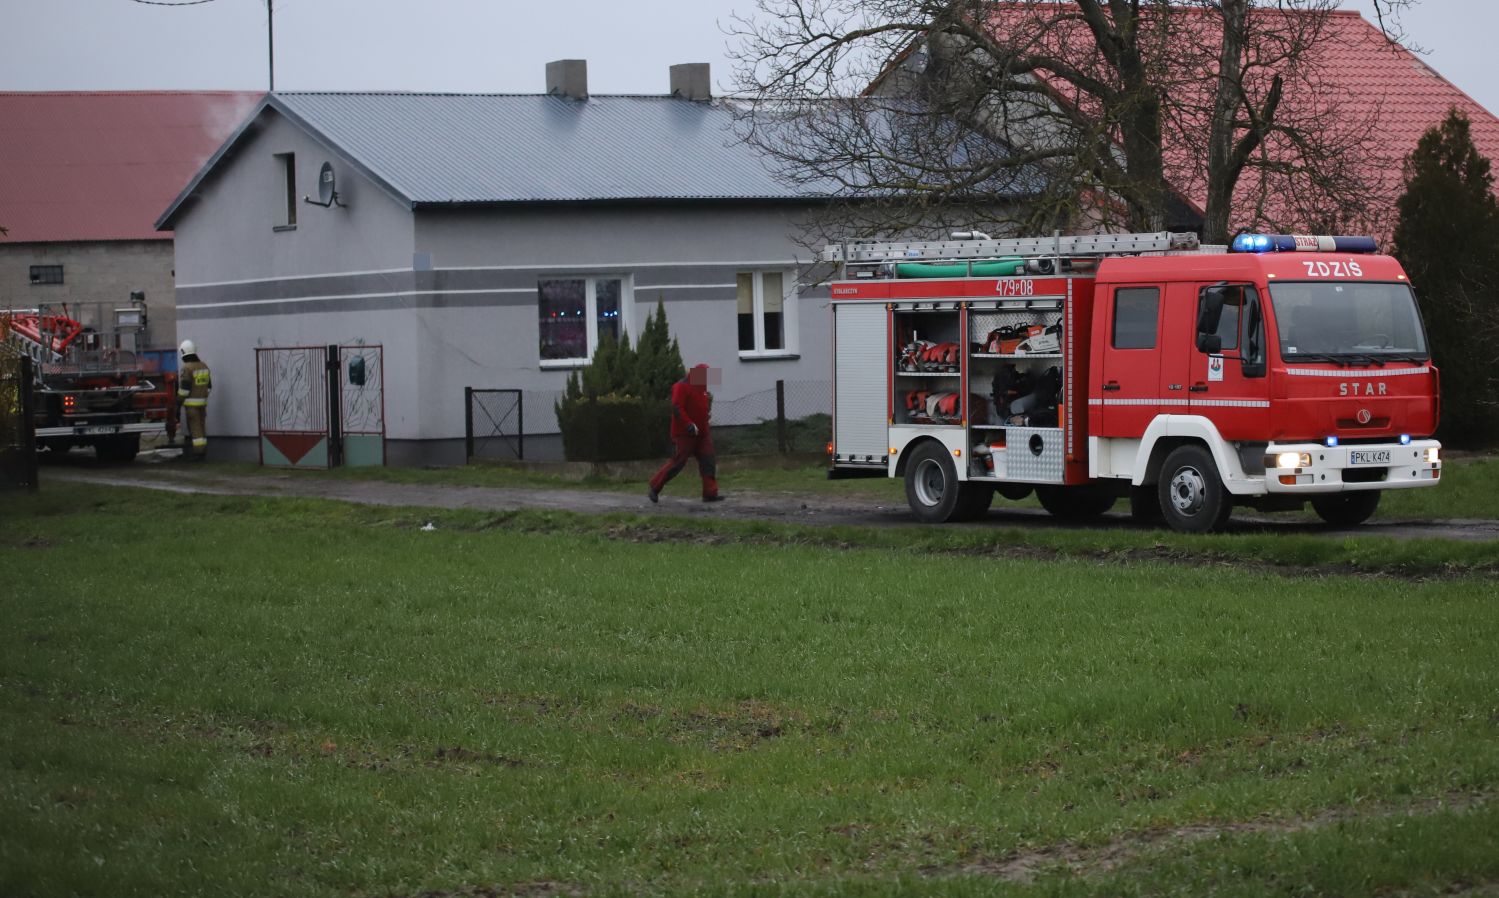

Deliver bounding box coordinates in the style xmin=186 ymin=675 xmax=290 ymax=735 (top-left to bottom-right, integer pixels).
xmin=282 ymin=92 xmax=824 ymax=205
xmin=157 ymin=91 xmax=1050 ymax=229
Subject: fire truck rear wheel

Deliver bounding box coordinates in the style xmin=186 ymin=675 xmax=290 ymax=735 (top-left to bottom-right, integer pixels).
xmin=904 ymin=441 xmax=964 ymax=523
xmin=1158 ymin=445 xmax=1233 ymax=533
xmin=1311 ymin=491 xmax=1381 ymax=527
xmin=95 ymin=434 xmax=140 ymax=463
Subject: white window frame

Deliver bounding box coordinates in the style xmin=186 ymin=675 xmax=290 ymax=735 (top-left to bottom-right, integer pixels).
xmin=537 ymin=274 xmax=634 ymax=369
xmin=737 ymin=269 xmax=799 ymax=359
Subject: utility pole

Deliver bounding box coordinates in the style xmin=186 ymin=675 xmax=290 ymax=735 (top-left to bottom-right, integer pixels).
xmin=267 ymin=0 xmax=275 ymax=92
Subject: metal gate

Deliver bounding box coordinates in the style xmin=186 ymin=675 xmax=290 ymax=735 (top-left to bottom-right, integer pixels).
xmin=465 ymin=388 xmax=524 ymax=460
xmin=0 ymin=348 xmax=38 ymax=491
xmin=256 ymin=344 xmax=385 ymax=468
xmin=339 ymin=345 xmax=386 ymax=466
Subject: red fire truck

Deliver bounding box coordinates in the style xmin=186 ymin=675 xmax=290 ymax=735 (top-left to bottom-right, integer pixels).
xmin=4 ymin=297 xmax=169 ymax=462
xmin=824 ymin=231 xmax=1442 ymax=533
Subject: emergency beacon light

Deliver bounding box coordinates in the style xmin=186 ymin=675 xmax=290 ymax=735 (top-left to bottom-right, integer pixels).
xmin=1231 ymin=234 xmax=1378 ymax=254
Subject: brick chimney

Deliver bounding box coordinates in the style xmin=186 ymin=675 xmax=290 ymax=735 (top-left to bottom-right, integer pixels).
xmin=546 ymin=59 xmax=588 ymax=100
xmin=669 ymin=63 xmax=711 ymax=101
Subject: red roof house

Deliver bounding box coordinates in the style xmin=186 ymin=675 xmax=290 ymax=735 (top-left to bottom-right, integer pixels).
xmin=0 ymin=91 xmax=261 ymax=243
xmin=0 ymin=91 xmax=260 ymax=347
xmin=971 ymin=5 xmax=1499 ymax=237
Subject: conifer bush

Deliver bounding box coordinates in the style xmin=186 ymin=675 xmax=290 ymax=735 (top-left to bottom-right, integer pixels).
xmin=556 ymin=301 xmax=686 ymax=461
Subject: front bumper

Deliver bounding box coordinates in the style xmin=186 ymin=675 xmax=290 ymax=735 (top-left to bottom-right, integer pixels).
xmin=1262 ymin=440 xmax=1441 ymax=493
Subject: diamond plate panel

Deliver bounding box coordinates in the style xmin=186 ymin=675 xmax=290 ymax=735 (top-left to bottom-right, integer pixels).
xmin=1004 ymin=426 xmax=1065 ymax=482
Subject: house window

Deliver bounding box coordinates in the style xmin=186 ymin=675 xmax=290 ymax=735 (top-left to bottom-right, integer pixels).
xmin=29 ymin=265 xmax=64 ymax=285
xmin=275 ymin=152 xmax=297 ymax=228
xmin=1112 ymin=287 xmax=1160 ymax=349
xmin=737 ymin=270 xmax=796 ymax=356
xmin=538 ymin=276 xmax=629 ymax=364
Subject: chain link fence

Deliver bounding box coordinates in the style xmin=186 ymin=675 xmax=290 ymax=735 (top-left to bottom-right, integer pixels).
xmin=466 ymin=379 xmax=832 ymax=460
xmin=710 ymin=379 xmax=831 ymax=455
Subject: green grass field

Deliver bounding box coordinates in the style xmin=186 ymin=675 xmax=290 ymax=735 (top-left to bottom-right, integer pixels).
xmin=2 ymin=485 xmax=1497 ymax=897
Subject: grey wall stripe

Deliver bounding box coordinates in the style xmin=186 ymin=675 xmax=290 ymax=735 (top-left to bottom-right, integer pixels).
xmin=178 ymin=266 xmax=831 ymax=319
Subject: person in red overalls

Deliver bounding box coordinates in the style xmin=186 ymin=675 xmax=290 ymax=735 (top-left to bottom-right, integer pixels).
xmin=648 ymin=363 xmax=723 ymax=503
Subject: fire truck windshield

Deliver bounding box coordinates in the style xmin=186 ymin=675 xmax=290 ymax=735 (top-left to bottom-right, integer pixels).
xmin=1268 ymin=281 xmax=1429 ymax=363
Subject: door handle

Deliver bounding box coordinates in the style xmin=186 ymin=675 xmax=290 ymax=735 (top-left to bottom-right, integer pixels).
xmin=1103 ymin=381 xmax=1121 ymax=392
xmin=1189 ymin=384 xmax=1209 ymax=393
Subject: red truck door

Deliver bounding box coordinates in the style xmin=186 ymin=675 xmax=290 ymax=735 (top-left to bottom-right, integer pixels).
xmin=1186 ymin=282 xmax=1271 ymax=439
xmin=1095 ymin=284 xmax=1163 ymax=437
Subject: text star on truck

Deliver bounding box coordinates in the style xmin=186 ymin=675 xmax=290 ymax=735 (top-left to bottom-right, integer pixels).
xmin=824 ymin=231 xmax=1441 ymax=533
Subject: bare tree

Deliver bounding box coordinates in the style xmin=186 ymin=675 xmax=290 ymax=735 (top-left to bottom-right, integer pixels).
xmin=729 ymin=0 xmax=1420 ymax=244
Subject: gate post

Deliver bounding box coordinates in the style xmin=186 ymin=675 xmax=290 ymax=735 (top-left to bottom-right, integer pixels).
xmin=464 ymin=386 xmax=474 ymax=461
xmin=775 ymin=379 xmax=788 ymax=454
xmin=325 ymin=344 xmax=343 ymax=467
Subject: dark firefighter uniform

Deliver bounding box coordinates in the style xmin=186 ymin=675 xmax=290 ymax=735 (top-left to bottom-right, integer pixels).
xmin=648 ymin=363 xmax=721 ymax=502
xmin=177 ymin=342 xmax=212 ymax=460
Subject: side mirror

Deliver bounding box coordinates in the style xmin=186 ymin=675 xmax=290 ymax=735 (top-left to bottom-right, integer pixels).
xmin=1196 ymin=284 xmax=1229 ymax=354
xmin=1242 ymin=294 xmax=1266 ymax=378
xmin=1197 ymin=286 xmax=1227 ymax=335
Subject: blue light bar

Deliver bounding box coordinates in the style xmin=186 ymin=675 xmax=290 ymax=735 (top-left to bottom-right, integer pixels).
xmin=1325 ymin=436 xmax=1340 ymax=448
xmin=1400 ymin=434 xmax=1412 ymax=445
xmin=1230 ymin=234 xmax=1379 ymax=254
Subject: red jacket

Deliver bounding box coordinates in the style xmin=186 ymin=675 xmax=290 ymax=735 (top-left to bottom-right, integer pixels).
xmin=670 ymin=367 xmax=712 ymax=438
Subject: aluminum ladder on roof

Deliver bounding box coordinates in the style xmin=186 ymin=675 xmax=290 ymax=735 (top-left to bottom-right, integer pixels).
xmin=820 ymin=231 xmax=1201 ymax=264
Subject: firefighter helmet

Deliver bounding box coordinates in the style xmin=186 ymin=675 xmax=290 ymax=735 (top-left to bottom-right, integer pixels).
xmin=179 ymin=339 xmax=197 ymax=358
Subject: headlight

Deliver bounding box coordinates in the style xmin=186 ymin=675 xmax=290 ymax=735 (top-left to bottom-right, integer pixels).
xmin=1273 ymin=451 xmax=1311 ymax=469
xmin=1426 ymin=447 xmax=1440 ymax=464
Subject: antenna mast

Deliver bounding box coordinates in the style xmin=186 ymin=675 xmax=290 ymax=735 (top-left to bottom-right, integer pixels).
xmin=267 ymin=0 xmax=275 ymax=92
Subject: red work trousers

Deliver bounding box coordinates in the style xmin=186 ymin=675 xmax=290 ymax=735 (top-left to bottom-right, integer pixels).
xmin=649 ymin=433 xmax=719 ymax=498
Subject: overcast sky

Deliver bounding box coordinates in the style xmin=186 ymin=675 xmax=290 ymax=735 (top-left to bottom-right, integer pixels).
xmin=1 ymin=0 xmax=1494 ymax=115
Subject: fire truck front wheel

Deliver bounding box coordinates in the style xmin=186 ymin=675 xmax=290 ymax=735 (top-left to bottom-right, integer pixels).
xmin=1311 ymin=491 xmax=1381 ymax=527
xmin=1158 ymin=445 xmax=1233 ymax=533
xmin=904 ymin=441 xmax=967 ymax=523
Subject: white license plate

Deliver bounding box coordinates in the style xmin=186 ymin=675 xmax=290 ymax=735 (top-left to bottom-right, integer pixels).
xmin=1349 ymin=449 xmax=1391 ymax=465
xmin=80 ymin=425 xmax=120 ymax=435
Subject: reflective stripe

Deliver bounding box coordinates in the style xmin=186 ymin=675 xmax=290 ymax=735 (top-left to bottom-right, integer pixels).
xmin=177 ymin=390 xmax=190 ymax=398
xmin=192 ymin=438 xmax=208 ymax=448
xmin=1086 ymin=398 xmax=1269 ymax=408
xmin=182 ymin=398 xmax=208 ymax=407
xmin=1284 ymin=367 xmax=1428 ymax=377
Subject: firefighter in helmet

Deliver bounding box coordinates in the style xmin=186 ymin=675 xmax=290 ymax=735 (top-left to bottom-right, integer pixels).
xmin=648 ymin=363 xmax=722 ymax=503
xmin=177 ymin=339 xmax=212 ymax=461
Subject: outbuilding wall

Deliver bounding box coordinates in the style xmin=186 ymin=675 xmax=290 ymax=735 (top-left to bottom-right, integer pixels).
xmin=410 ymin=203 xmax=832 ymax=451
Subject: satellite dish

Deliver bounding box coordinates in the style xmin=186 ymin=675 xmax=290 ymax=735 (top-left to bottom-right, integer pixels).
xmin=304 ymin=161 xmax=347 ymax=208
xmin=318 ymin=162 xmax=336 ymax=204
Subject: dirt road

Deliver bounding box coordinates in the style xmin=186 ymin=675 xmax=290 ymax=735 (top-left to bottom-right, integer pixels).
xmin=42 ymin=452 xmax=1499 ymax=542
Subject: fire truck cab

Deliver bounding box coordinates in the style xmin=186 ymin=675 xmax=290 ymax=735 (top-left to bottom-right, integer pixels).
xmin=825 ymin=232 xmax=1442 ymax=533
